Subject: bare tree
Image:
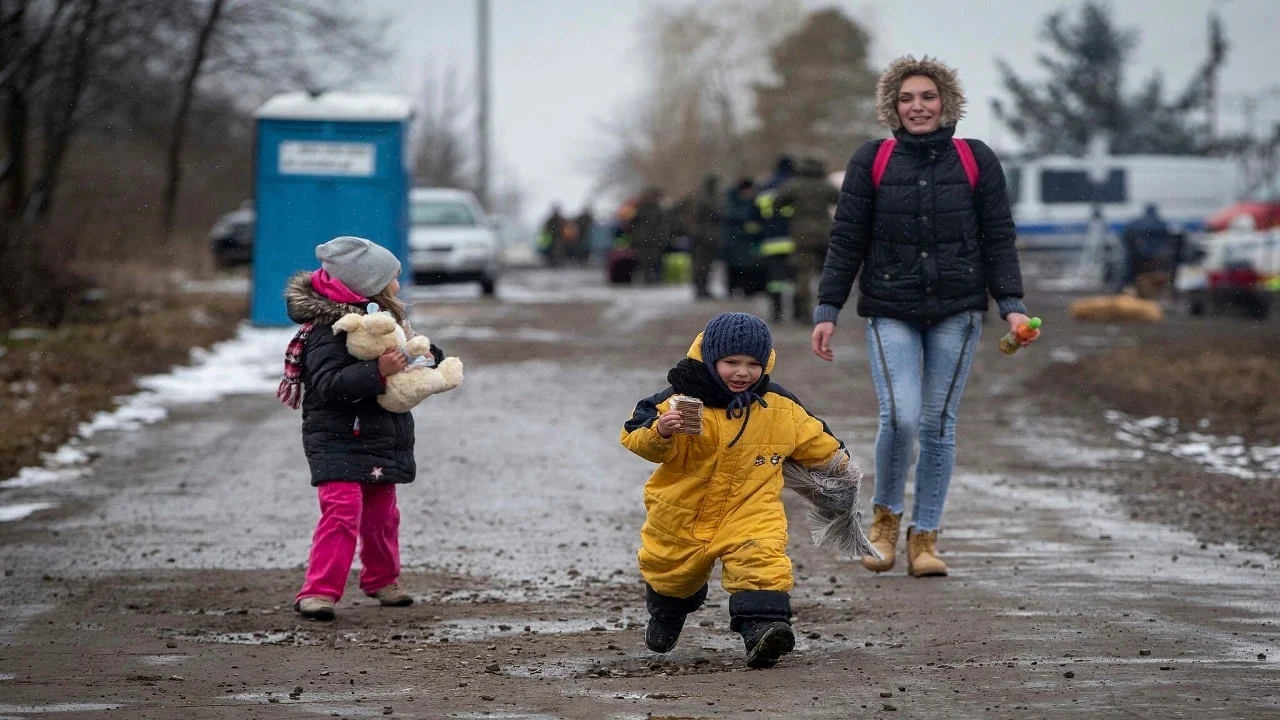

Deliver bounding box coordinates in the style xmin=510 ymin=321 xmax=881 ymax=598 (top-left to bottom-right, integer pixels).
xmin=411 ymin=62 xmax=476 ymax=191
xmin=159 ymin=0 xmax=390 ymax=236
xmin=0 ymin=0 xmax=392 ymax=324
xmin=161 ymin=0 xmax=225 ymax=237
xmin=593 ymin=0 xmax=805 ymax=200
xmin=23 ymin=0 xmax=103 ymax=221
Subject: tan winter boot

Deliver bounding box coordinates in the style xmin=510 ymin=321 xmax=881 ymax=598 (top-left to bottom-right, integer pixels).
xmin=906 ymin=528 xmax=948 ymax=577
xmin=861 ymin=505 xmax=902 ymax=572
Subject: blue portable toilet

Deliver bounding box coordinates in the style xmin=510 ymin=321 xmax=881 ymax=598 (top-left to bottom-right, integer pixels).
xmin=251 ymin=91 xmax=414 ymax=326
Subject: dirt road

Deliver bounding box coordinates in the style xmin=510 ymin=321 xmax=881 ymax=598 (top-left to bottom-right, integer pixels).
xmin=0 ymin=268 xmax=1275 ymax=719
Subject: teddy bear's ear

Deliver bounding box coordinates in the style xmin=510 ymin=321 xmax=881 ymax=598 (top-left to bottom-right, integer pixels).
xmin=332 ymin=314 xmax=361 ymax=335
xmin=364 ymin=313 xmax=397 ymax=336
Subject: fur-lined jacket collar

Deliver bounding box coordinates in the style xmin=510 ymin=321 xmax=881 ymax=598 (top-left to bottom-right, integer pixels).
xmin=284 ymin=270 xmax=365 ymax=326
xmin=876 ymin=55 xmax=967 ymax=131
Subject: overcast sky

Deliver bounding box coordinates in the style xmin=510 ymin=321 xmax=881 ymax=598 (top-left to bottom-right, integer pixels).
xmin=353 ymin=0 xmax=1280 ymax=225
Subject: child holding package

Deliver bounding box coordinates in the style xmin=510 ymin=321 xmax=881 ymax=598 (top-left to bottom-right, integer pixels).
xmin=620 ymin=312 xmax=859 ymax=668
xmin=278 ymin=235 xmax=444 ymax=621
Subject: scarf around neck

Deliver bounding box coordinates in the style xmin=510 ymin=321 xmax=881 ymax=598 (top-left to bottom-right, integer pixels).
xmin=667 ymin=358 xmax=769 ymax=447
xmin=311 ymin=269 xmax=367 ymax=304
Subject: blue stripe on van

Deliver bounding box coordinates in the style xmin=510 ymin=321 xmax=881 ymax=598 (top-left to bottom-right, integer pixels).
xmin=1016 ymin=220 xmax=1207 ymax=236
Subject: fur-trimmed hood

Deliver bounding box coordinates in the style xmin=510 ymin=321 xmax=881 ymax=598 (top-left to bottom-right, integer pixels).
xmin=876 ymin=55 xmax=967 ymax=131
xmin=284 ymin=270 xmax=365 ymax=326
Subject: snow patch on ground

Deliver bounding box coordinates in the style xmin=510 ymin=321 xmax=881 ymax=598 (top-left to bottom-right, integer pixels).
xmin=1107 ymin=411 xmax=1280 ymax=480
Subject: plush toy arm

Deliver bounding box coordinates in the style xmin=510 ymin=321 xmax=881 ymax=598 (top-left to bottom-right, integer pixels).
xmin=404 ymin=335 xmax=431 ymax=356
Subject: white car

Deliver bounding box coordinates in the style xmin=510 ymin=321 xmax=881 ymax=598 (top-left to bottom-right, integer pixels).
xmin=408 ymin=187 xmax=501 ymax=295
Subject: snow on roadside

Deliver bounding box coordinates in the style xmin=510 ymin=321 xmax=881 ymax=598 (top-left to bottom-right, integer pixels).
xmin=0 ymin=325 xmax=291 ymax=518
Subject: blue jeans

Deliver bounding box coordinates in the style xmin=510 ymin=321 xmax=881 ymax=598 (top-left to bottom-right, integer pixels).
xmin=865 ymin=311 xmax=982 ymax=531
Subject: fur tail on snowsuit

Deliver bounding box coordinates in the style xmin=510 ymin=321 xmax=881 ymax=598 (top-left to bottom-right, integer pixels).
xmin=782 ymin=451 xmax=881 ymax=560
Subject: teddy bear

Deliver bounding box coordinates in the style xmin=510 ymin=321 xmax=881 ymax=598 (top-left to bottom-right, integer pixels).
xmin=332 ymin=306 xmax=463 ymax=413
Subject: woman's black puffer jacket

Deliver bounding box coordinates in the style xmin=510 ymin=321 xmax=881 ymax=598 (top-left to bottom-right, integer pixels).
xmin=816 ymin=125 xmax=1025 ymax=324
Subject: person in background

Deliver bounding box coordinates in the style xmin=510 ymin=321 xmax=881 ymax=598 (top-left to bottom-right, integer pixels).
xmin=674 ymin=175 xmax=723 ymax=299
xmin=538 ymin=204 xmax=567 ymax=267
xmin=754 ymin=156 xmax=797 ymax=322
xmin=776 ymin=157 xmax=839 ymax=323
xmin=630 ymin=187 xmax=670 ymax=285
xmin=721 ymin=178 xmax=761 ymax=298
xmin=574 ymin=207 xmax=597 ymax=265
xmin=1119 ymin=203 xmax=1174 ymax=293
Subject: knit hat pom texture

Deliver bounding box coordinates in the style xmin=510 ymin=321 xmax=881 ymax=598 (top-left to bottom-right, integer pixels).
xmin=701 ymin=313 xmax=773 ymax=368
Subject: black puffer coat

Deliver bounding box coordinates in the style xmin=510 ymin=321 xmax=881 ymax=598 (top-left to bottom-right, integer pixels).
xmin=816 ymin=126 xmax=1024 ymax=324
xmin=284 ymin=271 xmax=416 ymax=487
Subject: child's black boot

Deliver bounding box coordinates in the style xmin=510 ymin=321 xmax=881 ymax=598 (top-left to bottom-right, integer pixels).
xmin=729 ymin=590 xmax=794 ymax=668
xmin=740 ymin=620 xmax=795 ymax=668
xmin=645 ymin=584 xmax=707 ymax=654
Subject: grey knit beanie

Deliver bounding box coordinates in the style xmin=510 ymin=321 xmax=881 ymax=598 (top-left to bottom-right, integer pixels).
xmin=315 ymin=236 xmax=401 ymax=297
xmin=701 ymin=313 xmax=773 ymax=368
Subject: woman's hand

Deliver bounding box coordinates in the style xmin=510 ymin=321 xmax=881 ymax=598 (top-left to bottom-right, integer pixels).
xmin=1005 ymin=312 xmax=1041 ymax=347
xmin=811 ymin=322 xmax=836 ymax=362
xmin=378 ymin=348 xmax=407 ymax=378
xmin=655 ymin=409 xmax=683 ymax=438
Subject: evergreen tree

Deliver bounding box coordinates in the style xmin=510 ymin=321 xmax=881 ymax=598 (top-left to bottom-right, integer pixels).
xmin=995 ymin=1 xmax=1226 ymax=156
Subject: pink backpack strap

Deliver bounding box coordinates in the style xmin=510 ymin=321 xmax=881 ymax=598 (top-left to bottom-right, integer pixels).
xmin=870 ymin=138 xmax=896 ymax=190
xmin=952 ymin=137 xmax=979 ymax=192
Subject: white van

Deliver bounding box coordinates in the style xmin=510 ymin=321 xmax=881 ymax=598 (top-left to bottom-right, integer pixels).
xmin=1005 ymin=155 xmax=1240 ymax=254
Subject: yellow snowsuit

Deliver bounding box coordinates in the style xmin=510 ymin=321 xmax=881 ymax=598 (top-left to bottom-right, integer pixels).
xmin=620 ymin=334 xmax=844 ymax=599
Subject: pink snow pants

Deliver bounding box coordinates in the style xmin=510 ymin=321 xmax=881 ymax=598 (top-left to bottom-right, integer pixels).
xmin=295 ymin=481 xmax=400 ymax=603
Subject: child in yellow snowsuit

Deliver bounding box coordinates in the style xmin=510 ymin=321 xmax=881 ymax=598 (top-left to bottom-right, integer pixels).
xmin=620 ymin=312 xmax=849 ymax=668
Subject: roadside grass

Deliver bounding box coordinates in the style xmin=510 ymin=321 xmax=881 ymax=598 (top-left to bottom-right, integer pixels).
xmin=1 ymin=289 xmax=247 ymax=480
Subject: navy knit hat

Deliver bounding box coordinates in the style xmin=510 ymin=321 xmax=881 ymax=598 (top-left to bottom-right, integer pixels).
xmin=701 ymin=313 xmax=773 ymax=368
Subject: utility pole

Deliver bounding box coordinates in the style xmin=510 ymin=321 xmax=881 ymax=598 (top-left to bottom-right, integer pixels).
xmin=476 ymin=0 xmax=491 ymax=210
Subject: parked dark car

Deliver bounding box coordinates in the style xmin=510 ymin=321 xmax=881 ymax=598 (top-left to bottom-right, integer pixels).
xmin=211 ymin=204 xmax=255 ymax=268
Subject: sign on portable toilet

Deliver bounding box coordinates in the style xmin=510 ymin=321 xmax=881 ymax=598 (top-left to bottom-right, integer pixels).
xmin=251 ymin=91 xmax=414 ymax=326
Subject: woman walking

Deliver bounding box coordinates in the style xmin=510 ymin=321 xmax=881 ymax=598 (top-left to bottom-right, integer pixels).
xmin=810 ymin=56 xmax=1039 ymax=577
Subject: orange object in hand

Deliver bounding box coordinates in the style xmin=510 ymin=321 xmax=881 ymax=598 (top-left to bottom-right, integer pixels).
xmin=999 ymin=317 xmax=1042 ymax=355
